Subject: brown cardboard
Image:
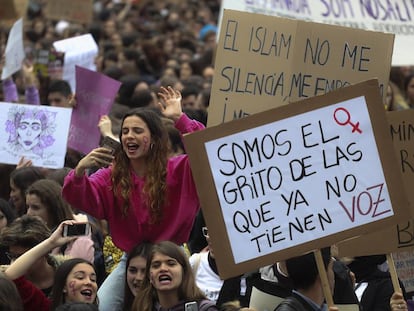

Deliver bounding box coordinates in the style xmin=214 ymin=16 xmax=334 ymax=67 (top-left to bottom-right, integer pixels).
xmin=44 ymin=0 xmax=93 ymax=24
xmin=0 ymin=0 xmax=28 ymax=27
xmin=184 ymin=79 xmax=409 ymax=279
xmin=0 ymin=0 xmax=19 ymax=20
xmin=208 ymin=9 xmax=394 ymax=127
xmin=337 ymin=110 xmax=414 ymax=257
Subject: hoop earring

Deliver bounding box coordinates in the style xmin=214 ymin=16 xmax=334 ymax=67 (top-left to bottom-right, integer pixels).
xmin=150 ymin=143 xmax=154 ymax=150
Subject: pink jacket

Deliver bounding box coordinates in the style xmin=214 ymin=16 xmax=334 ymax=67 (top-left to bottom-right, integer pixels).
xmin=62 ymin=114 xmax=204 ymax=252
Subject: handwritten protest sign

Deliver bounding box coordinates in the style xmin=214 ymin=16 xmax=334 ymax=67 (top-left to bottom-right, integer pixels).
xmin=67 ymin=66 xmax=121 ymax=155
xmin=219 ymin=0 xmax=413 ymax=66
xmin=53 ymin=34 xmax=98 ymax=92
xmin=393 ymin=250 xmax=414 ymax=294
xmin=45 ymin=0 xmax=93 ymax=24
xmin=337 ymin=110 xmax=414 ymax=256
xmin=0 ymin=102 xmax=72 ymax=168
xmin=184 ymin=79 xmax=408 ymax=278
xmin=1 ymin=18 xmax=24 ymax=80
xmin=208 ymin=9 xmax=394 ymax=126
xmin=0 ymin=0 xmax=18 ymax=19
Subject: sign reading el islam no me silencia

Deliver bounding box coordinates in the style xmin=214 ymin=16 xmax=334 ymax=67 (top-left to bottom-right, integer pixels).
xmin=205 ymin=95 xmax=391 ymax=264
xmin=207 ymin=9 xmax=394 ymax=126
xmin=219 ymin=0 xmax=414 ymax=66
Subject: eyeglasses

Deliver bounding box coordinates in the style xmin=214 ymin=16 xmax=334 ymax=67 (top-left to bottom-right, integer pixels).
xmin=202 ymin=227 xmax=209 ymax=238
xmin=5 ymin=252 xmax=23 ymax=261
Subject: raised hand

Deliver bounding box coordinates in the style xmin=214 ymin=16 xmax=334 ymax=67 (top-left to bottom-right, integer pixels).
xmin=98 ymin=115 xmax=117 ymax=140
xmin=158 ymin=86 xmax=183 ymax=122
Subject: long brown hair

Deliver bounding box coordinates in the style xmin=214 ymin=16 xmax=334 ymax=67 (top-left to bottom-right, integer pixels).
xmin=132 ymin=241 xmax=206 ymax=311
xmin=50 ymin=258 xmax=98 ymax=310
xmin=112 ymin=108 xmax=168 ymax=223
xmin=26 ymin=179 xmax=74 ymax=229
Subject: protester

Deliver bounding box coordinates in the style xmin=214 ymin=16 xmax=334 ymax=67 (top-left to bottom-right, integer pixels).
xmin=123 ymin=242 xmax=152 ymax=311
xmin=4 ymin=2 xmax=413 ymax=311
xmin=244 ymin=254 xmax=358 ymax=309
xmin=0 ymin=215 xmax=57 ymax=297
xmin=404 ymin=74 xmax=414 ymax=108
xmin=348 ymin=255 xmax=407 ymax=311
xmin=47 ymin=79 xmax=73 ymax=107
xmin=62 ymin=86 xmax=204 ymax=310
xmin=3 ymin=220 xmax=99 ymax=310
xmin=190 ymin=226 xmax=247 ymax=307
xmin=385 ymin=81 xmax=410 ymax=111
xmin=1 ymin=61 xmax=40 ymax=105
xmin=274 ymin=247 xmax=337 ymax=311
xmin=132 ymin=240 xmax=218 ymax=311
xmin=25 ymin=179 xmax=95 ymax=262
xmin=0 ymin=198 xmax=17 ymax=232
xmin=0 ymin=198 xmax=18 ymax=265
xmin=9 ymin=166 xmax=45 ymax=216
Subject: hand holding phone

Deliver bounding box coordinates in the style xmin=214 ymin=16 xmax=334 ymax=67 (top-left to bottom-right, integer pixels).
xmin=62 ymin=222 xmax=91 ymax=237
xmin=101 ymin=136 xmax=120 ymax=155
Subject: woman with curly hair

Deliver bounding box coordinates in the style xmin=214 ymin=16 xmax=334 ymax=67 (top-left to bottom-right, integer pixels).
xmin=62 ymin=86 xmax=204 ymax=311
xmin=132 ymin=241 xmax=218 ymax=311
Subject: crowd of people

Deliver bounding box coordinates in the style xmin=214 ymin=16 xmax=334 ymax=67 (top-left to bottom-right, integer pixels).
xmin=1 ymin=0 xmax=414 ymax=310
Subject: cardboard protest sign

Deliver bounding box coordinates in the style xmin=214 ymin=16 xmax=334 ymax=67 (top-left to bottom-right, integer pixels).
xmin=67 ymin=66 xmax=121 ymax=155
xmin=1 ymin=18 xmax=24 ymax=80
xmin=44 ymin=0 xmax=93 ymax=24
xmin=0 ymin=102 xmax=72 ymax=168
xmin=184 ymin=79 xmax=408 ymax=279
xmin=53 ymin=34 xmax=99 ymax=92
xmin=393 ymin=250 xmax=414 ymax=294
xmin=219 ymin=0 xmax=414 ymax=66
xmin=208 ymin=9 xmax=394 ymax=127
xmin=337 ymin=109 xmax=414 ymax=257
xmin=0 ymin=0 xmax=18 ymax=19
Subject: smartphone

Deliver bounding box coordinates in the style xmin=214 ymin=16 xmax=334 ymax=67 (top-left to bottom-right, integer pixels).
xmin=101 ymin=136 xmax=120 ymax=155
xmin=62 ymin=223 xmax=91 ymax=237
xmin=185 ymin=301 xmax=198 ymax=311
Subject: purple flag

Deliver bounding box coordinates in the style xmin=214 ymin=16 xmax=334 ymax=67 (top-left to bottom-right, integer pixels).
xmin=67 ymin=66 xmax=121 ymax=154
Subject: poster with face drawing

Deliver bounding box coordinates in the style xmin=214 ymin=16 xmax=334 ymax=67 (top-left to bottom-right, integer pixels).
xmin=0 ymin=102 xmax=72 ymax=168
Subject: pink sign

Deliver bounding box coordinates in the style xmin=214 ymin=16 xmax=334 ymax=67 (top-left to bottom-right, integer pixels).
xmin=67 ymin=66 xmax=121 ymax=154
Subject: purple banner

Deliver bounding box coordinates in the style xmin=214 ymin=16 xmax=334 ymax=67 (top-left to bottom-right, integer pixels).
xmin=67 ymin=65 xmax=121 ymax=154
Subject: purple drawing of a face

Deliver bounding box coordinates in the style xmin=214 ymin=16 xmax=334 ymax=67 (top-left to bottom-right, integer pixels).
xmin=6 ymin=106 xmax=57 ymax=157
xmin=17 ymin=116 xmax=42 ymax=151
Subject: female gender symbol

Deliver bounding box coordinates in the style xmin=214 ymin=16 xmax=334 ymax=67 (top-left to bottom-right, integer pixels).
xmin=333 ymin=107 xmax=362 ymax=134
